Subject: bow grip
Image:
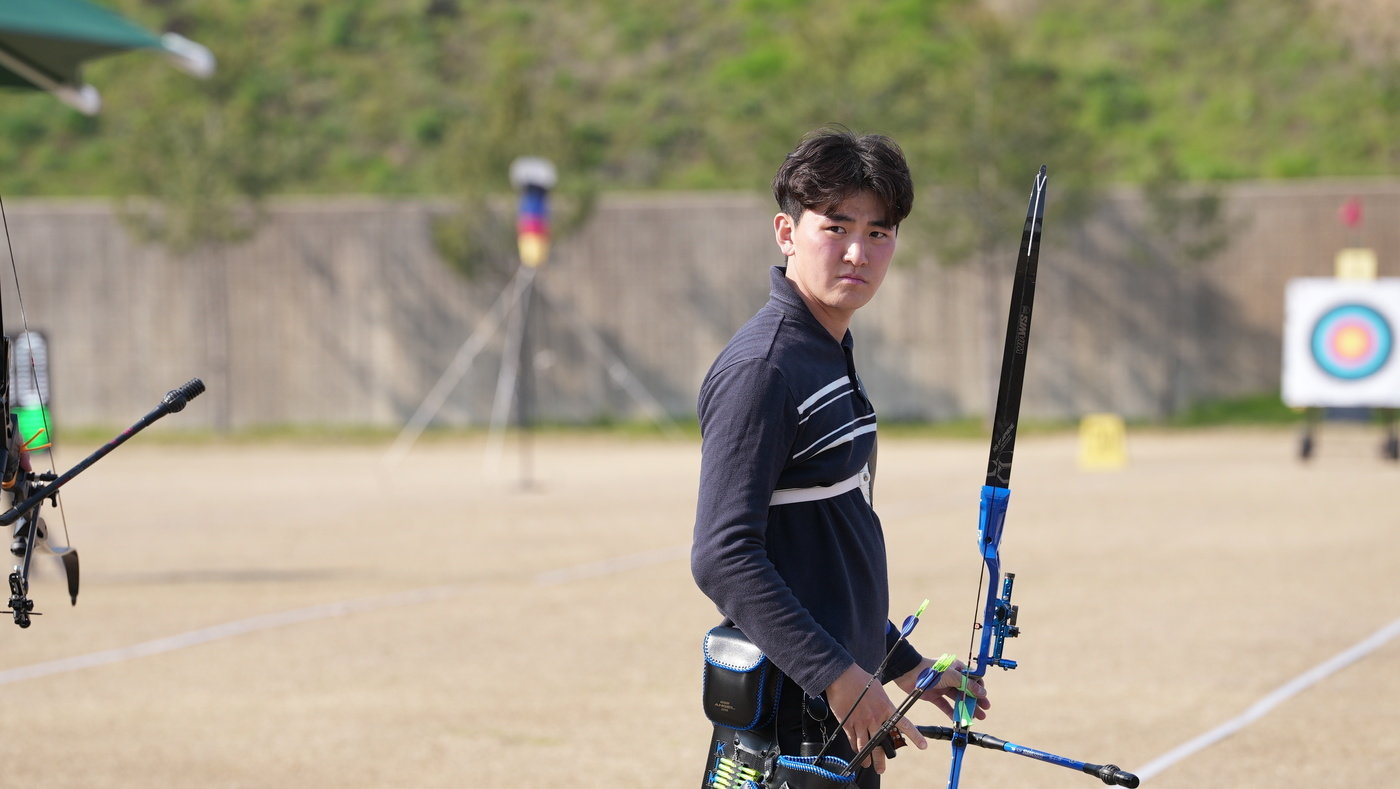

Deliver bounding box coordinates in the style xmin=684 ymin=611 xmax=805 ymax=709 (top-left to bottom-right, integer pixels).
xmin=978 ymin=485 xmax=1010 ymax=559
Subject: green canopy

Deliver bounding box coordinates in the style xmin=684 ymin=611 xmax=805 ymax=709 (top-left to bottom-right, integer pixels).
xmin=0 ymin=0 xmax=213 ymax=114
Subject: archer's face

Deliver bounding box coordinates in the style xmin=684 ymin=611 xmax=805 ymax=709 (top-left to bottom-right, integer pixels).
xmin=774 ymin=190 xmax=896 ymax=340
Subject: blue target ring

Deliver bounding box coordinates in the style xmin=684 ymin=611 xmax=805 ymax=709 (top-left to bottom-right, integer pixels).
xmin=1310 ymin=303 xmax=1392 ymax=380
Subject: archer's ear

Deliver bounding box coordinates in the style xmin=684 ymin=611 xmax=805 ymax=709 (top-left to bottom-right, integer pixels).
xmin=774 ymin=213 xmax=796 ymax=257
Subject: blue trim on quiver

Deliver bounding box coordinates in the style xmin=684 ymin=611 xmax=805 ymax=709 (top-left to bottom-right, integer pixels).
xmin=774 ymin=754 xmax=857 ymax=785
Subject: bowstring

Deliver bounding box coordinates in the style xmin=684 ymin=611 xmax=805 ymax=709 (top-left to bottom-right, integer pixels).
xmin=960 ymin=552 xmax=989 ymax=722
xmin=0 ymin=194 xmax=73 ymax=550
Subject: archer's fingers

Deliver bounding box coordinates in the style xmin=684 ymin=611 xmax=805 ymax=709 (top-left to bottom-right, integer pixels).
xmin=870 ymin=737 xmax=887 ymax=775
xmin=896 ymin=715 xmax=927 ymax=750
xmin=969 ymin=684 xmax=991 ymax=711
xmin=966 ymin=676 xmax=991 ymax=713
xmin=939 ymin=661 xmax=975 ymax=688
xmin=949 ymin=681 xmax=991 ymax=720
xmin=925 ymin=681 xmax=991 ymax=722
xmin=946 ymin=669 xmax=989 ymax=706
xmin=850 ymin=729 xmax=884 ymax=773
xmin=847 ymin=727 xmax=873 ymax=770
xmin=926 ymin=694 xmax=955 ymax=720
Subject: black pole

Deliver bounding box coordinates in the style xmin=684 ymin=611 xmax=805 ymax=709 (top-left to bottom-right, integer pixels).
xmin=518 ymin=276 xmax=536 ymax=489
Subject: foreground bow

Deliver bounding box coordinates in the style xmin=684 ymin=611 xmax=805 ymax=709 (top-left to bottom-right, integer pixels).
xmin=942 ymin=166 xmax=1137 ymax=788
xmin=1 ymin=373 xmax=206 ymax=627
xmin=0 ymin=193 xmax=207 ymax=628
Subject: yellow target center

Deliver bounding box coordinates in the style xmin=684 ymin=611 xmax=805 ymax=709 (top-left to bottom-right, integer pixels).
xmin=1334 ymin=326 xmax=1370 ymax=359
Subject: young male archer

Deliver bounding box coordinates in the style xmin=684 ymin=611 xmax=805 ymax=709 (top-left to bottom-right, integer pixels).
xmin=692 ymin=127 xmax=989 ymax=786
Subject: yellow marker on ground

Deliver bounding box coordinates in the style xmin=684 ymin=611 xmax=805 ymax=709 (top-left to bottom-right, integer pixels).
xmin=1079 ymin=413 xmax=1127 ymax=470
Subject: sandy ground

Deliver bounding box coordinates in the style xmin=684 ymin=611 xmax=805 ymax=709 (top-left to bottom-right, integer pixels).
xmin=1 ymin=425 xmax=1396 ymax=789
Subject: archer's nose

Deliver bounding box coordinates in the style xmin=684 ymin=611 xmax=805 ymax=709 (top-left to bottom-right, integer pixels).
xmin=844 ymin=240 xmax=868 ymax=267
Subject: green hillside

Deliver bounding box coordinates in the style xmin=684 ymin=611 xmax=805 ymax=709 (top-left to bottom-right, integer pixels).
xmin=0 ymin=0 xmax=1395 ymax=229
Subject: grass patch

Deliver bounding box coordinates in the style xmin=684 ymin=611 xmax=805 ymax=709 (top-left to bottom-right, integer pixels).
xmin=1167 ymin=392 xmax=1304 ymax=427
xmin=46 ymin=393 xmax=1357 ymax=449
xmin=877 ymin=417 xmax=1079 ymax=440
xmin=50 ymin=418 xmax=702 ymax=448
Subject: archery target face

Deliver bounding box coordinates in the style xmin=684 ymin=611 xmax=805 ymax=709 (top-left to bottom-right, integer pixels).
xmin=1311 ymin=304 xmax=1391 ymax=379
xmin=1283 ymin=278 xmax=1400 ymax=407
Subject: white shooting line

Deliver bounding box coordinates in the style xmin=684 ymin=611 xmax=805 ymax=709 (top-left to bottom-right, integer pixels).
xmin=0 ymin=586 xmax=460 ymax=687
xmin=0 ymin=545 xmax=690 ymax=686
xmin=1135 ymin=614 xmax=1400 ymax=782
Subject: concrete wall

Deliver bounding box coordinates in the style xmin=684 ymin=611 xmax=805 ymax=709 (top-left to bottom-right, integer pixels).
xmin=2 ymin=181 xmax=1397 ymax=431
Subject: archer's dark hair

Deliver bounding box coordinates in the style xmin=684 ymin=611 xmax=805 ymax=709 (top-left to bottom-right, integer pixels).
xmin=772 ymin=127 xmax=914 ymax=227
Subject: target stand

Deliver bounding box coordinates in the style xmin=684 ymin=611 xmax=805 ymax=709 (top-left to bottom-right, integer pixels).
xmin=1295 ymin=407 xmax=1398 ymax=461
xmin=1282 ymin=278 xmax=1400 ymax=461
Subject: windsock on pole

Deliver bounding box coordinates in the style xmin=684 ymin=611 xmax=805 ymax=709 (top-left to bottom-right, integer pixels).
xmin=509 ymin=157 xmax=558 ymax=268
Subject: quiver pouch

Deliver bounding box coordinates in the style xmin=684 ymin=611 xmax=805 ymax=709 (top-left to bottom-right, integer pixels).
xmin=702 ymin=626 xmax=781 ymax=730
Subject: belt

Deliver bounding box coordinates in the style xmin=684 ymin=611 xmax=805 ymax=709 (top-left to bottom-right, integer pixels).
xmin=770 ymin=465 xmax=871 ymax=507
